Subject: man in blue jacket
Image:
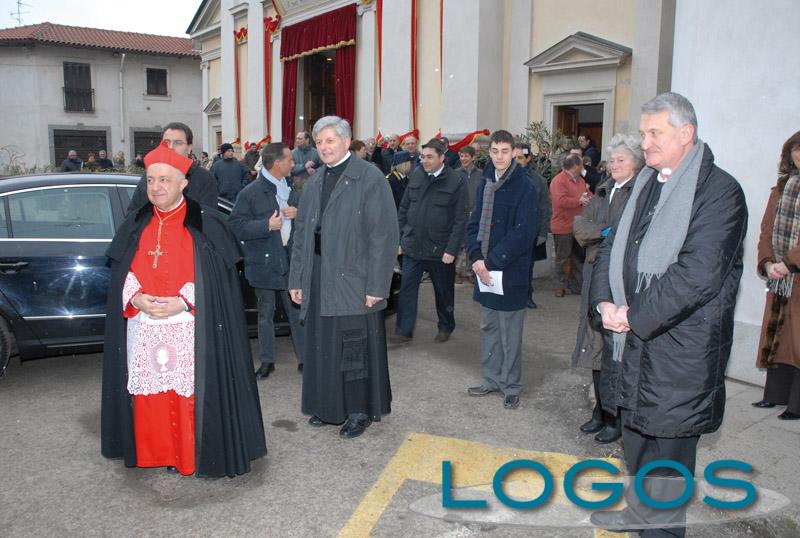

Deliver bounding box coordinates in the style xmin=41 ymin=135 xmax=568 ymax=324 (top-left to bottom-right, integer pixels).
xmin=229 ymin=143 xmax=305 ymax=378
xmin=466 ymin=130 xmax=538 ymax=409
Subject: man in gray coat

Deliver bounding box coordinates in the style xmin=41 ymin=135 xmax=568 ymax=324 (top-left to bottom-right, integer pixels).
xmin=289 ymin=116 xmax=398 ymax=440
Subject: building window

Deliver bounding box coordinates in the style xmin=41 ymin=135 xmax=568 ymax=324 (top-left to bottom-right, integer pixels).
xmin=52 ymin=129 xmax=108 ymax=167
xmin=62 ymin=62 xmax=94 ymax=112
xmin=146 ymin=68 xmax=168 ymax=96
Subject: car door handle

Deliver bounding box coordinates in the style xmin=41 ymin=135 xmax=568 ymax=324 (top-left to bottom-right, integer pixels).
xmin=0 ymin=261 xmax=29 ymax=273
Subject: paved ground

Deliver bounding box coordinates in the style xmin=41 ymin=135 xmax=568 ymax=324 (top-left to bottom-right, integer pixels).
xmin=1 ymin=276 xmax=798 ymax=537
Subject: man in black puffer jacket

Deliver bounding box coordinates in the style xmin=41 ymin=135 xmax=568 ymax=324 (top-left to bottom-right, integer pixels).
xmin=590 ymin=93 xmax=747 ymax=537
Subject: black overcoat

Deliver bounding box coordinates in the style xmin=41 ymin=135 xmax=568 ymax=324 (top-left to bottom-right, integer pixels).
xmin=101 ymin=197 xmax=267 ymax=478
xmin=590 ymin=146 xmax=748 ymax=438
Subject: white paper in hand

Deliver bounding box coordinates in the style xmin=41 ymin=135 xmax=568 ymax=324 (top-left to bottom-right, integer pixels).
xmin=478 ymin=271 xmax=504 ymax=295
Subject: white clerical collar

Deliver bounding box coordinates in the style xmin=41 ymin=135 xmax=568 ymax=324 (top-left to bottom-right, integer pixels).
xmin=328 ymin=152 xmax=351 ymax=168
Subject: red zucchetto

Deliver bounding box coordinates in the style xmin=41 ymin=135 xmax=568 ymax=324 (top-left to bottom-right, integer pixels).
xmin=144 ymin=140 xmax=193 ymax=175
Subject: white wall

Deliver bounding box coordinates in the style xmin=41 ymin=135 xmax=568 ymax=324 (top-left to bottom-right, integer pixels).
xmin=671 ymin=0 xmax=800 ymax=385
xmin=380 ymin=0 xmax=413 ymax=133
xmin=0 ymin=45 xmax=201 ymax=169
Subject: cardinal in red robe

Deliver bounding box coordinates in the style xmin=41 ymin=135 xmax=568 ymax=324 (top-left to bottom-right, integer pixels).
xmin=102 ymin=141 xmax=266 ymax=477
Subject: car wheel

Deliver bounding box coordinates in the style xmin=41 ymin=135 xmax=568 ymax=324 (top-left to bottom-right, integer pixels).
xmin=0 ymin=317 xmax=12 ymax=377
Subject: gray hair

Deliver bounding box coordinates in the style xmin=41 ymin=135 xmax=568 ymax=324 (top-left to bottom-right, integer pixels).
xmin=312 ymin=116 xmax=352 ymax=141
xmin=641 ymin=92 xmax=698 ymax=143
xmin=606 ymin=133 xmax=645 ymax=171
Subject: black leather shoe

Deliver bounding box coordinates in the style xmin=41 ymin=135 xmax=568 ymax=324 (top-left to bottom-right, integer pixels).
xmin=579 ymin=417 xmax=604 ymax=434
xmin=503 ymin=394 xmax=520 ymax=409
xmin=526 ymin=298 xmax=538 ymax=309
xmin=434 ymin=331 xmax=451 ymax=343
xmin=297 ymin=363 xmax=304 ymax=372
xmin=752 ymin=400 xmax=776 ymax=408
xmin=778 ymin=410 xmax=800 ymax=420
xmin=594 ymin=424 xmax=622 ymax=444
xmin=255 ymin=363 xmax=275 ymax=378
xmin=308 ymin=415 xmax=325 ymax=427
xmin=339 ymin=416 xmax=372 ymax=438
xmin=467 ymin=385 xmax=496 ymax=396
xmin=590 ymin=509 xmax=648 ymax=532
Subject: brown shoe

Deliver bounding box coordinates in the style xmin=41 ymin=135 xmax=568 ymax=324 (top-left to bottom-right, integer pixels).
xmin=389 ymin=334 xmax=413 ymax=345
xmin=554 ymin=288 xmax=565 ymax=297
xmin=455 ymin=273 xmax=463 ymax=284
xmin=434 ymin=331 xmax=451 ymax=343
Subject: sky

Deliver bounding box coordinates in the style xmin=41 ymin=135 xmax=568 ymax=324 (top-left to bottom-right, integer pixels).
xmin=2 ymin=0 xmax=198 ymax=37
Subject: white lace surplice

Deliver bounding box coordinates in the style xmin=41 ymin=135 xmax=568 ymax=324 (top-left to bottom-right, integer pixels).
xmin=123 ymin=273 xmax=195 ymax=397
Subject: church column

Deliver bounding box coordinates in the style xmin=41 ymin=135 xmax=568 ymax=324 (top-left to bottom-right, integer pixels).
xmin=629 ymin=0 xmax=676 ymax=128
xmin=441 ymin=0 xmax=480 ymax=135
xmin=270 ymin=33 xmax=283 ymax=142
xmin=379 ymin=0 xmax=412 ymax=134
xmin=201 ymin=61 xmax=210 ymax=154
xmin=356 ymin=1 xmax=377 ymax=139
xmin=246 ymin=0 xmax=266 ymax=141
xmin=506 ymin=0 xmax=532 ymax=135
xmin=220 ymin=0 xmax=237 ymax=142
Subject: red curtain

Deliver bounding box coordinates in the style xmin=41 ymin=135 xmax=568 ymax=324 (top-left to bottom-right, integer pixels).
xmin=280 ymin=3 xmax=357 ymax=143
xmin=335 ymin=45 xmax=355 ymax=127
xmin=281 ymin=59 xmax=298 ymax=147
xmin=279 ymin=4 xmax=356 ymax=60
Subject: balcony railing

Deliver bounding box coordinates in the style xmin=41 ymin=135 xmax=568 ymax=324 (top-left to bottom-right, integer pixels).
xmin=62 ymin=87 xmax=95 ymax=113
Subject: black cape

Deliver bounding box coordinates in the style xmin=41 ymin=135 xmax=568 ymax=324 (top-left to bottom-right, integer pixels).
xmin=101 ymin=197 xmax=267 ymax=478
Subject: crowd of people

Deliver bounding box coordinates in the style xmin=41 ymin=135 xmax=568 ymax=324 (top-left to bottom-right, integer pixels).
xmin=97 ymin=92 xmax=800 ymax=537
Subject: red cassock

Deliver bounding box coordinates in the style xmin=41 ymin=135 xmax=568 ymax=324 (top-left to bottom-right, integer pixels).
xmin=121 ymin=199 xmax=197 ymax=475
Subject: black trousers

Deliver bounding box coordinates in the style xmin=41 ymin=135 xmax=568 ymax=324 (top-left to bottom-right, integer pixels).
xmin=395 ymin=255 xmax=456 ymax=337
xmin=621 ymin=411 xmax=700 ymax=538
xmin=763 ymin=363 xmax=800 ymax=413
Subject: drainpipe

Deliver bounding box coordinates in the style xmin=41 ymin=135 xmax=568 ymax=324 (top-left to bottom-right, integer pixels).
xmin=119 ymin=52 xmax=126 ymax=144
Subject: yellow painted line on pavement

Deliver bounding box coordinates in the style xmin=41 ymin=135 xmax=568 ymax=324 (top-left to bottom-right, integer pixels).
xmin=337 ymin=432 xmax=627 ymax=538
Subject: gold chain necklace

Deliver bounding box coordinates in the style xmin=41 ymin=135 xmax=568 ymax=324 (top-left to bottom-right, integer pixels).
xmin=148 ymin=200 xmax=185 ymax=269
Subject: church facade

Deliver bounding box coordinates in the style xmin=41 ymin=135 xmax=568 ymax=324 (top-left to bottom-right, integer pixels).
xmin=189 ymin=0 xmax=798 ymax=387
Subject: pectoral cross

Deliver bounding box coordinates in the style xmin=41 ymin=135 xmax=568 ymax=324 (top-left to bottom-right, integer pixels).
xmin=148 ymin=244 xmax=165 ymax=269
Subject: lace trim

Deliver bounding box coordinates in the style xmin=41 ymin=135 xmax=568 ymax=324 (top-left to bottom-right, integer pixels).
xmin=179 ymin=282 xmax=195 ymax=308
xmin=126 ymin=312 xmax=195 ymax=397
xmin=123 ymin=272 xmax=142 ymax=310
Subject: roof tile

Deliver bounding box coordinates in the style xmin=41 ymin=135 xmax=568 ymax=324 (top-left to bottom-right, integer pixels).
xmin=0 ymin=22 xmax=198 ymax=57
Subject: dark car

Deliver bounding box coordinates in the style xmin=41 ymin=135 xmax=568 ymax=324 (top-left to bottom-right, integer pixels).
xmin=0 ymin=172 xmax=288 ymax=374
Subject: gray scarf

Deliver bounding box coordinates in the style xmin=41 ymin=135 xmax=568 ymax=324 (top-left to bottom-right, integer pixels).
xmin=608 ymin=140 xmax=705 ymax=362
xmin=477 ymin=161 xmax=518 ymax=257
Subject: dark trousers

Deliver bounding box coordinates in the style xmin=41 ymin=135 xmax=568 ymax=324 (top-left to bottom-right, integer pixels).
xmin=763 ymin=363 xmax=800 ymax=413
xmin=254 ymin=288 xmax=305 ymax=366
xmin=395 ymin=255 xmax=455 ymax=337
xmin=553 ymin=233 xmax=583 ymax=291
xmin=527 ymin=258 xmax=536 ymax=299
xmin=621 ymin=411 xmax=700 ymax=538
xmin=590 ymin=369 xmax=618 ymax=428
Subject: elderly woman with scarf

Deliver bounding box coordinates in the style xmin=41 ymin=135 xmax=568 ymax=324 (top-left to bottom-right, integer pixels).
xmin=571 ymin=133 xmax=643 ymax=444
xmin=754 ymin=130 xmax=800 ymax=420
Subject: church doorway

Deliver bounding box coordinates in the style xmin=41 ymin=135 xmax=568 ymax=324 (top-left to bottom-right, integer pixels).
xmin=556 ymin=103 xmax=604 ymax=150
xmin=302 ymin=51 xmax=337 ymax=133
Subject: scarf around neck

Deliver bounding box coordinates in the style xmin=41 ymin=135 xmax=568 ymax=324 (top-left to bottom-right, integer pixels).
xmin=608 ymin=140 xmax=705 ymax=362
xmin=477 ymin=160 xmax=518 ymax=257
xmin=769 ymin=173 xmax=800 ymax=297
xmin=261 ymin=168 xmax=292 ymax=245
